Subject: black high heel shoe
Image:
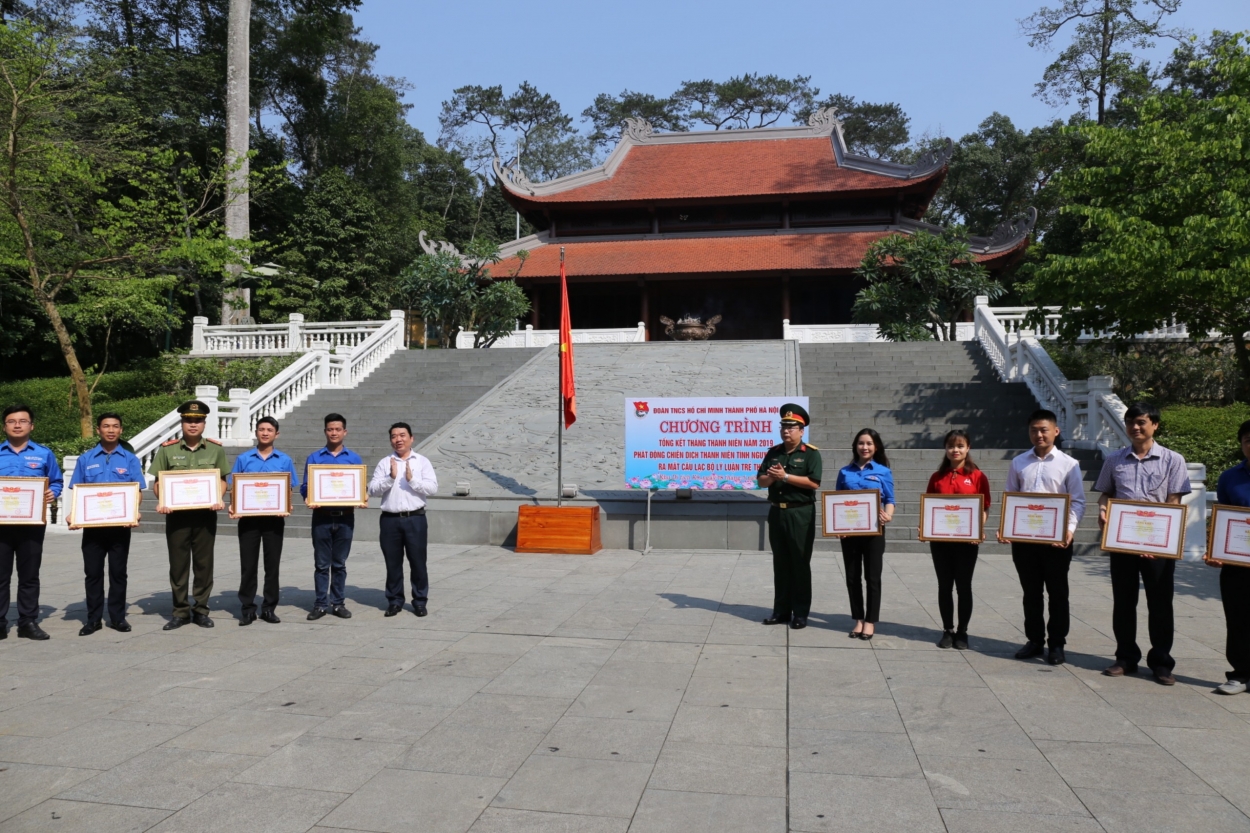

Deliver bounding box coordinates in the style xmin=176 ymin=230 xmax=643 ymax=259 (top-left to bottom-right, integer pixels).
xmin=849 ymin=620 xmax=864 ymax=639
xmin=859 ymin=625 xmax=875 ymax=641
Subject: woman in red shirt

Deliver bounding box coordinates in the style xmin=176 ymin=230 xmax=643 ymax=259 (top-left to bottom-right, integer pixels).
xmin=924 ymin=430 xmax=991 ymax=650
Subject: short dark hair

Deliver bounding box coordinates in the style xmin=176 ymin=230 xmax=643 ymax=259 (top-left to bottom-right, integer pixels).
xmin=1124 ymin=402 xmax=1161 ymax=425
xmin=1238 ymin=420 xmax=1250 ymax=443
xmin=1028 ymin=409 xmax=1058 ymax=426
xmin=389 ymin=422 xmax=413 ymax=437
xmin=3 ymin=404 xmax=33 ymax=422
xmin=96 ymin=412 xmax=122 ymax=427
xmin=256 ymin=416 xmax=279 ymax=431
xmin=324 ymin=413 xmax=346 ymax=428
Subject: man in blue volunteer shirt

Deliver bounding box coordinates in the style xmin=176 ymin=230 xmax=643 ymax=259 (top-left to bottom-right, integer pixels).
xmin=67 ymin=412 xmax=144 ymax=635
xmin=0 ymin=404 xmax=62 ymax=640
xmin=1211 ymin=420 xmax=1250 ymax=695
xmin=300 ymin=413 xmax=364 ymax=620
xmin=230 ymin=416 xmax=299 ymax=626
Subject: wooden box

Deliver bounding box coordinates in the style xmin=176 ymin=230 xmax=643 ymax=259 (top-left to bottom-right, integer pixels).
xmin=515 ymin=505 xmax=602 ymax=554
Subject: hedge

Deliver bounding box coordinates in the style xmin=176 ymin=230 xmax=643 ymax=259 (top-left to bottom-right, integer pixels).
xmin=1158 ymin=404 xmax=1250 ymax=487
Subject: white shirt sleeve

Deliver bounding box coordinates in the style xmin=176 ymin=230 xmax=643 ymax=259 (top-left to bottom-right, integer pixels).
xmin=368 ymin=458 xmax=395 ymax=497
xmin=401 ymin=455 xmax=438 ymax=498
xmin=1065 ymin=457 xmax=1086 ymax=532
xmin=1005 ymin=456 xmax=1022 ymax=493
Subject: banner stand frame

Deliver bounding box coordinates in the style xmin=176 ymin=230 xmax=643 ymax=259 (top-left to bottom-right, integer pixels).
xmin=643 ymin=488 xmax=657 ymax=554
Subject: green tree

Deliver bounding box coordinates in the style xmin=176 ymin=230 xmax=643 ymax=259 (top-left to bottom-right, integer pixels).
xmin=1025 ymin=33 xmax=1250 ymax=401
xmin=853 ymin=229 xmax=1005 ymax=341
xmin=672 ymin=73 xmax=817 ymax=130
xmin=581 ymin=90 xmax=689 ymax=152
xmin=398 ymin=241 xmax=531 ymax=349
xmin=799 ymin=93 xmax=910 ymax=158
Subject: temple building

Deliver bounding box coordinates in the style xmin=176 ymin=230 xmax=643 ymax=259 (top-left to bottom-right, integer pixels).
xmin=483 ymin=109 xmax=1035 ymax=341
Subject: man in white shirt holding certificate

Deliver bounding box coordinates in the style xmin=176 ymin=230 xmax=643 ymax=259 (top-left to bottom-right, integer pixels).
xmin=1001 ymin=409 xmax=1086 ymax=666
xmin=368 ymin=423 xmax=438 ymax=617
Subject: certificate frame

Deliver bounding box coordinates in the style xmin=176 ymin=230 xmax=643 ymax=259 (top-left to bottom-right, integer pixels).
xmin=157 ymin=469 xmax=222 ymax=511
xmin=919 ymin=494 xmax=984 ymax=543
xmin=71 ymin=482 xmax=140 ymax=527
xmin=307 ymin=464 xmax=368 ymax=508
xmin=821 ymin=489 xmax=882 ymax=537
xmin=1101 ymin=498 xmax=1187 ymax=559
xmin=0 ymin=476 xmax=48 ymax=525
xmin=1207 ymin=504 xmax=1250 ymax=567
xmin=231 ymin=472 xmax=291 ymax=517
xmin=999 ymin=492 xmax=1071 ymax=544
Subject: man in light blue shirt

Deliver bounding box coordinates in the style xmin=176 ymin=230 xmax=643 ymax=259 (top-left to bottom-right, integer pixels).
xmin=229 ymin=416 xmax=300 ymax=625
xmin=68 ymin=412 xmax=144 ymax=635
xmin=301 ymin=413 xmax=364 ymax=620
xmin=0 ymin=404 xmax=62 ymax=640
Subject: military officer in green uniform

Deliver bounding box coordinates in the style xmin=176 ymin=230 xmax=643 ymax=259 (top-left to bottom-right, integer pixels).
xmin=149 ymin=400 xmax=229 ymax=630
xmin=757 ymin=403 xmax=822 ymax=630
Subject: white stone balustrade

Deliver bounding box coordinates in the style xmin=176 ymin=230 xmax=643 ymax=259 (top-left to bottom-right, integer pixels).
xmin=783 ymin=320 xmax=975 ymax=342
xmin=190 ymin=312 xmax=394 ymax=357
xmin=455 ymin=322 xmax=647 ymax=349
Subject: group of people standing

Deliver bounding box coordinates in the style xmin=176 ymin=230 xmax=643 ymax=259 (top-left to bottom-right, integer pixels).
xmin=758 ymin=401 xmax=1250 ymax=696
xmin=0 ymin=401 xmax=438 ymax=640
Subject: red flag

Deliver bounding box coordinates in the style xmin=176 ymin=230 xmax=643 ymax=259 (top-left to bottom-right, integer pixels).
xmin=559 ymin=254 xmax=577 ymax=428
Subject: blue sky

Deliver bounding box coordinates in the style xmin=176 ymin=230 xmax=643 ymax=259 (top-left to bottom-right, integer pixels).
xmin=354 ymin=0 xmax=1248 ymax=147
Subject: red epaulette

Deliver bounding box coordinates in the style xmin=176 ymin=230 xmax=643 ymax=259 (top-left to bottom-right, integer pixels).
xmin=206 ymin=438 xmax=222 ymax=445
xmin=161 ymin=438 xmax=180 ymax=447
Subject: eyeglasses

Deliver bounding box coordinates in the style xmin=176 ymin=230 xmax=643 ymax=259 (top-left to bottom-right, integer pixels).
xmin=780 ymin=424 xmax=803 ymax=431
xmin=4 ymin=419 xmax=31 ymax=426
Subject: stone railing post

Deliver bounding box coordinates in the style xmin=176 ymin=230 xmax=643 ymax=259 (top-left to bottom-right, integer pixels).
xmin=191 ymin=316 xmax=208 ymax=353
xmin=287 ymin=313 xmax=305 ymax=352
xmin=524 ymin=324 xmax=534 ymax=347
xmin=58 ymin=454 xmax=79 ymax=527
xmin=229 ymin=388 xmax=251 ymax=440
xmin=635 ymin=322 xmax=646 ymax=342
xmin=1086 ymin=375 xmax=1114 ymax=448
xmin=315 ymin=349 xmax=331 ymax=386
xmin=196 ymin=385 xmax=220 ymax=440
xmin=782 ymin=318 xmax=792 ymax=340
xmin=1014 ymin=328 xmax=1034 ymax=380
xmin=1182 ymin=464 xmax=1208 ymax=560
xmin=974 ymin=295 xmax=989 ymax=309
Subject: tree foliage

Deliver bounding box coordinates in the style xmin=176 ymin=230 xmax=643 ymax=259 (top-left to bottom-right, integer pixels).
xmin=398 ymin=241 xmax=531 ymax=349
xmin=853 ymin=229 xmax=1004 ymax=341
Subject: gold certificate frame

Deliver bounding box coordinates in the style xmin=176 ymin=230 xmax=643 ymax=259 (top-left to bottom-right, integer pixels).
xmin=1101 ymin=498 xmax=1187 ymax=559
xmin=999 ymin=492 xmax=1071 ymax=544
xmin=919 ymin=493 xmax=984 ymax=543
xmin=821 ymin=489 xmax=882 ymax=537
xmin=0 ymin=476 xmax=48 ymax=525
xmin=231 ymin=472 xmax=291 ymax=517
xmin=307 ymin=464 xmax=368 ymax=508
xmin=1207 ymin=504 xmax=1250 ymax=567
xmin=71 ymin=482 xmax=141 ymax=527
xmin=157 ymin=469 xmax=222 ymax=511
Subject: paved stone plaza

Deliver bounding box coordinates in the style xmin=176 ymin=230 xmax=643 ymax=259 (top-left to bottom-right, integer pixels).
xmin=2 ymin=533 xmax=1249 ymax=832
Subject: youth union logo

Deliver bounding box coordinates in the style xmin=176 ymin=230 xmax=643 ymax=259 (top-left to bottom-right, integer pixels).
xmin=633 ymin=401 xmax=649 ymax=418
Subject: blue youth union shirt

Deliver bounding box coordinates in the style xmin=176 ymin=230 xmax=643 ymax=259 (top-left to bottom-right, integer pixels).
xmin=300 ymin=446 xmax=363 ymax=497
xmin=69 ymin=444 xmax=144 ymax=487
xmin=230 ymin=447 xmax=301 ymax=489
xmin=0 ymin=439 xmax=63 ymax=496
xmin=835 ymin=460 xmax=896 ymax=506
xmin=1217 ymin=460 xmax=1250 ymax=509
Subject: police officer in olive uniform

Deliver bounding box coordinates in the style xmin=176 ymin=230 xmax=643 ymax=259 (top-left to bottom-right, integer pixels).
xmin=149 ymin=401 xmax=229 ymax=630
xmin=757 ymin=403 xmax=822 ymax=630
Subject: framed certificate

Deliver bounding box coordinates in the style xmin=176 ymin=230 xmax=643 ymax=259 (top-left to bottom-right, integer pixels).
xmin=919 ymin=494 xmax=984 ymax=543
xmin=71 ymin=482 xmax=140 ymax=527
xmin=231 ymin=472 xmax=291 ymax=517
xmin=821 ymin=490 xmax=881 ymax=537
xmin=157 ymin=469 xmax=222 ymax=511
xmin=1207 ymin=504 xmax=1250 ymax=567
xmin=1101 ymin=499 xmax=1187 ymax=559
xmin=0 ymin=477 xmax=47 ymax=525
xmin=1000 ymin=492 xmax=1070 ymax=544
xmin=307 ymin=464 xmax=367 ymax=507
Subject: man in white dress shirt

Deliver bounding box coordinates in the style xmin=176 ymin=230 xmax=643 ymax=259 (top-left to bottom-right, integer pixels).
xmin=368 ymin=423 xmax=438 ymax=617
xmin=998 ymin=409 xmax=1087 ymax=666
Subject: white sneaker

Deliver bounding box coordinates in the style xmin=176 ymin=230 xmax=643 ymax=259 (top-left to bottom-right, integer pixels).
xmin=1216 ymin=679 xmax=1247 ymax=695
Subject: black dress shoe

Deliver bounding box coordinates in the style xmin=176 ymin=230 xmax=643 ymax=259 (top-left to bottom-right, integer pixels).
xmin=163 ymin=617 xmax=189 ymax=631
xmin=937 ymin=631 xmax=954 ymax=649
xmin=17 ymin=622 xmax=50 ymax=640
xmin=192 ymin=613 xmax=214 ymax=628
xmin=1047 ymin=648 xmax=1066 ymax=666
xmin=858 ymin=630 xmax=874 ymax=641
xmin=384 ymin=604 xmax=402 ymax=617
xmin=762 ymin=615 xmax=790 ymax=626
xmin=953 ymin=633 xmax=969 ymax=651
xmin=259 ymin=610 xmax=280 ymax=624
xmin=79 ymin=620 xmax=103 ymax=636
xmin=413 ymin=604 xmax=428 ymax=618
xmin=109 ymin=620 xmax=132 ymax=633
xmin=307 ymin=608 xmax=327 ymax=621
xmin=0 ymin=625 xmax=7 ymax=639
xmin=789 ymin=618 xmax=807 ymax=630
xmin=239 ymin=612 xmax=256 ymax=627
xmin=330 ymin=605 xmax=352 ymax=619
xmin=1015 ymin=641 xmax=1044 ymax=660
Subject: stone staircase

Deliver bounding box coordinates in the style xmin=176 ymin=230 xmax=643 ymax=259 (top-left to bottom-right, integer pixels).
xmin=801 ymin=343 xmax=1104 ymax=556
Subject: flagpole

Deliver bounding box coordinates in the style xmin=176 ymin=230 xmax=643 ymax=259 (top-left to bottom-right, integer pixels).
xmin=557 ymin=246 xmax=565 ymax=508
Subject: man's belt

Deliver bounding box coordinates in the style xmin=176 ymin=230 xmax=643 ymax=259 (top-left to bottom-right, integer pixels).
xmin=314 ymin=508 xmax=354 ymax=517
xmin=771 ymin=501 xmax=812 ymax=509
xmin=382 ymin=509 xmax=425 ymax=518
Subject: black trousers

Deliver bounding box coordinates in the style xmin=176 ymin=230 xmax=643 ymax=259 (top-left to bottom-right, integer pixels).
xmin=767 ymin=503 xmax=815 ymax=620
xmin=379 ymin=513 xmax=428 ymax=606
xmin=82 ymin=527 xmax=130 ymax=624
xmin=238 ymin=517 xmax=284 ymax=615
xmin=1012 ymin=542 xmax=1072 ymax=648
xmin=165 ymin=510 xmax=216 ymax=619
xmin=842 ymin=533 xmax=885 ymax=623
xmin=1110 ymin=553 xmax=1175 ymax=672
xmin=0 ymin=524 xmax=46 ymax=626
xmin=1221 ymin=564 xmax=1250 ymax=681
xmin=931 ymin=541 xmax=978 ymax=634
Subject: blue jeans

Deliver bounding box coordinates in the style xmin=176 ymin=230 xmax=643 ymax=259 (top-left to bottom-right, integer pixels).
xmin=311 ymin=513 xmax=354 ymax=609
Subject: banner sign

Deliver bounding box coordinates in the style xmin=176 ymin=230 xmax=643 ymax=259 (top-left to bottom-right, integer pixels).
xmin=624 ymin=396 xmax=808 ymax=490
